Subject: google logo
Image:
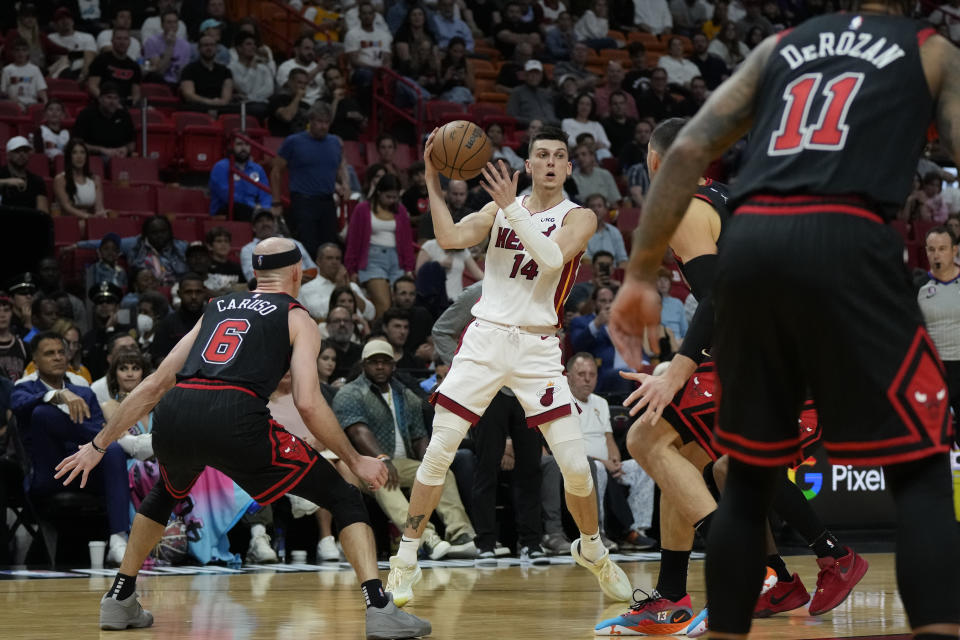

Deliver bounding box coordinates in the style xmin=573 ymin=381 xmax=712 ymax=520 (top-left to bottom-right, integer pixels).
xmin=788 ymin=456 xmax=823 ymax=500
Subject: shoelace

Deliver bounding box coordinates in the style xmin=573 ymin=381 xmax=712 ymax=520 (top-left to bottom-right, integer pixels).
xmin=815 ymin=562 xmax=838 ymax=590
xmin=629 ymin=588 xmax=663 ymax=612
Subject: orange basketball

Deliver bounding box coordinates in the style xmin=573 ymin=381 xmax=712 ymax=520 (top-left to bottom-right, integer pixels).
xmin=430 ymin=120 xmax=493 ymax=180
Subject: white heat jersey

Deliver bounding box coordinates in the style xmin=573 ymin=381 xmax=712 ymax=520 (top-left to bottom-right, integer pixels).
xmin=472 ymin=195 xmax=583 ymax=328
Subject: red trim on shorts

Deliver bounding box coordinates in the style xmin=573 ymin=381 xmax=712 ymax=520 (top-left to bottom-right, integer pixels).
xmin=823 ymin=443 xmax=950 ymax=467
xmin=251 ymin=420 xmax=318 ymax=504
xmin=713 ymin=427 xmax=803 ymax=451
xmin=432 ymin=392 xmax=482 ymax=425
xmin=692 ymin=194 xmax=714 ymax=205
xmin=918 ymin=27 xmax=936 ymax=47
xmin=717 ymin=445 xmax=807 ymax=467
xmin=776 ymin=28 xmax=793 ymax=43
xmin=158 ymin=464 xmax=197 ymax=500
xmin=177 ymin=378 xmax=259 ymax=398
xmin=736 ymin=203 xmax=883 ymax=223
xmin=526 ymin=403 xmax=572 ymax=428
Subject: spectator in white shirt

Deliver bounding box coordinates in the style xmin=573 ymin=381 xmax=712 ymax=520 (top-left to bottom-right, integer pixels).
xmin=140 ymin=0 xmax=188 ymax=43
xmin=298 ymin=243 xmax=376 ymax=322
xmin=343 ymin=0 xmax=390 ymax=33
xmin=634 ymin=0 xmax=673 ymax=34
xmin=228 ymin=31 xmax=275 ymax=119
xmin=96 ymin=6 xmax=141 ymax=61
xmin=47 ymin=7 xmax=98 ymax=82
xmin=487 ymin=121 xmax=524 ymax=172
xmin=276 ymin=35 xmax=327 ymax=105
xmin=707 ymin=20 xmax=750 ymax=68
xmin=344 ymin=1 xmax=393 ymax=87
xmin=35 ymin=100 xmax=69 ymax=159
xmin=416 ymin=238 xmax=484 ymax=301
xmin=658 ymin=36 xmax=700 ymax=87
xmin=1 ymin=38 xmax=47 ymax=110
xmin=563 ymin=93 xmax=613 ymax=161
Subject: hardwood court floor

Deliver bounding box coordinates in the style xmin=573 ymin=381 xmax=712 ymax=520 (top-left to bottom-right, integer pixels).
xmin=0 ymin=553 xmax=907 ymax=640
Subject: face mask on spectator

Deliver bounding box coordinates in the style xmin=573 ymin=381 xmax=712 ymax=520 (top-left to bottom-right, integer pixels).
xmin=137 ymin=313 xmax=154 ymax=335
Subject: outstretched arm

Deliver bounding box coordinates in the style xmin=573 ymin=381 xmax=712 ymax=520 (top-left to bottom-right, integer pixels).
xmin=424 ymin=128 xmax=498 ymax=250
xmin=55 ymin=319 xmax=203 ymax=487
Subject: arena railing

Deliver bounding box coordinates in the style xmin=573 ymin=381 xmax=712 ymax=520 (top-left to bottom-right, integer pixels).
xmin=371 ymin=67 xmax=429 ymax=145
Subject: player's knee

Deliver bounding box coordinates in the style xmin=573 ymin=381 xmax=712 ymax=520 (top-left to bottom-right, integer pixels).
xmin=138 ymin=481 xmax=179 ymax=526
xmin=415 ymin=425 xmax=463 ymax=486
xmin=552 ymin=441 xmax=593 ymax=497
xmin=329 ymin=482 xmax=370 ymax=529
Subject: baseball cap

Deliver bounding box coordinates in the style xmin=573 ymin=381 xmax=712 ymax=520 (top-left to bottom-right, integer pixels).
xmin=558 ymin=73 xmax=577 ymax=86
xmin=252 ymin=209 xmax=274 ymax=223
xmin=361 ymin=339 xmax=394 ymax=361
xmin=186 ymin=241 xmax=208 ymax=256
xmin=5 ymin=136 xmax=31 ymax=152
xmin=199 ymin=18 xmax=223 ymax=32
xmin=53 ymin=7 xmax=73 ymax=20
xmin=524 ymin=59 xmax=543 ymax=72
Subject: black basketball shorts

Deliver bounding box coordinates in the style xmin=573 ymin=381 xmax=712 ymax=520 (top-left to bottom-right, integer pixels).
xmin=152 ymin=380 xmax=320 ymax=505
xmin=711 ymin=195 xmax=953 ymax=467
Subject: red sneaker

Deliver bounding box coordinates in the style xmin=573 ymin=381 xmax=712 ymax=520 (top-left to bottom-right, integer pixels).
xmin=754 ymin=573 xmax=811 ymax=618
xmin=808 ymin=547 xmax=869 ymax=616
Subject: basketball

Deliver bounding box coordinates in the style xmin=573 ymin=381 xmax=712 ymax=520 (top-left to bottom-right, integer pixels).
xmin=430 ymin=120 xmax=493 ymax=180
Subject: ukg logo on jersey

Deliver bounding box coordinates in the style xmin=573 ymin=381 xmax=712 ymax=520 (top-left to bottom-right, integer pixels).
xmin=788 ymin=456 xmax=822 ymax=500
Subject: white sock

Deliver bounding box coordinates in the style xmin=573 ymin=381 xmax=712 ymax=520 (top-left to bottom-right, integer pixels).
xmin=580 ymin=530 xmax=605 ymax=563
xmin=109 ymin=532 xmax=128 ymax=548
xmin=250 ymin=524 xmax=267 ymax=539
xmin=398 ymin=536 xmax=420 ymax=565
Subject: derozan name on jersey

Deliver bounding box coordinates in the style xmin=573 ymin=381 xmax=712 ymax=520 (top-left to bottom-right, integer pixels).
xmin=779 ymin=30 xmax=905 ymax=70
xmin=216 ymin=297 xmax=278 ymax=315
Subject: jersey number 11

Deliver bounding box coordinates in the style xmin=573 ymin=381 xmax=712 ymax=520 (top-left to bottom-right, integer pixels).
xmin=768 ymin=71 xmax=865 ymax=155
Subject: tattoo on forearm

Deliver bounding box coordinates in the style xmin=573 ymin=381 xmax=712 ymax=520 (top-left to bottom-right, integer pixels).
xmin=405 ymin=514 xmax=425 ymax=530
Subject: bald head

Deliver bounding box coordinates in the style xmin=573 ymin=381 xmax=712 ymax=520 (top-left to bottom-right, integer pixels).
xmin=252 ymin=237 xmax=302 ymax=292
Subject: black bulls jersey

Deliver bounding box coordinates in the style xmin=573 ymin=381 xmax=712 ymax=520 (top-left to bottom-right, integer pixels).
xmin=178 ymin=291 xmax=304 ymax=400
xmin=731 ymin=13 xmax=935 ymax=216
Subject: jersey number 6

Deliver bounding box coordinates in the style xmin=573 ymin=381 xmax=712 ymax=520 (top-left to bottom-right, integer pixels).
xmin=201 ymin=318 xmax=251 ymax=364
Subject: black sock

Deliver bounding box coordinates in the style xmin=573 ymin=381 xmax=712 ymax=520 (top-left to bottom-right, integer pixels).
xmin=108 ymin=572 xmax=136 ymax=600
xmin=655 ymin=549 xmax=691 ymax=601
xmin=809 ymin=530 xmax=846 ymax=559
xmin=694 ymin=511 xmax=714 ymax=541
xmin=766 ymin=554 xmax=791 ymax=582
xmin=361 ymin=578 xmax=389 ymax=609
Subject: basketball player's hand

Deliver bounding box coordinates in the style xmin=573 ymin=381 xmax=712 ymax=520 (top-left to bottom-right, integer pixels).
xmin=618 ymin=370 xmax=684 ymax=424
xmin=479 ymin=160 xmax=519 ymax=210
xmin=423 ymin=128 xmax=440 ymax=175
xmin=352 ymin=455 xmax=389 ymax=491
xmin=609 ymin=277 xmax=661 ymax=371
xmin=54 ymin=442 xmax=103 ymax=489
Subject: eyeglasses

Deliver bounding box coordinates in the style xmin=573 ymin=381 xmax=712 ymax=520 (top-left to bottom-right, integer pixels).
xmin=328 ymin=318 xmax=352 ymax=324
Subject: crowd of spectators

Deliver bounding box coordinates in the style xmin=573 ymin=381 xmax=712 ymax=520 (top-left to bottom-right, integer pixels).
xmin=1 ymin=0 xmax=959 ymax=567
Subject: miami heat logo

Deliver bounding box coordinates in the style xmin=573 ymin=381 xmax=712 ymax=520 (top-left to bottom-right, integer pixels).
xmin=538 ymin=382 xmax=556 ymax=407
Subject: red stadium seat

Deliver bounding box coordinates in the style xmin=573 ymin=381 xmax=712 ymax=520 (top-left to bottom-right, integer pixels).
xmin=87 ymin=216 xmax=139 ymax=240
xmin=218 ymin=114 xmax=268 ymax=140
xmin=575 ymin=261 xmax=593 ymax=283
xmin=170 ymin=217 xmax=202 ymax=242
xmin=46 ymin=78 xmax=82 ymax=93
xmin=53 ymin=215 xmax=82 ymax=247
xmin=137 ymin=122 xmax=178 ymax=170
xmin=129 ymin=107 xmax=172 ymax=126
xmin=140 ymin=83 xmax=180 ymax=109
xmin=0 ymin=102 xmax=30 ymax=131
xmin=103 ymin=184 xmax=156 ymax=213
xmin=182 ymin=126 xmax=225 ymax=172
xmin=157 ymin=187 xmax=210 ymax=215
xmin=109 ymin=157 xmax=161 ymax=184
xmin=27 ymin=153 xmax=50 ymax=177
xmin=616 ymin=207 xmax=641 ymax=233
xmin=49 ymin=91 xmax=90 ymax=114
xmin=426 ymin=100 xmax=467 ymax=124
xmin=202 ymin=219 xmax=253 ymax=247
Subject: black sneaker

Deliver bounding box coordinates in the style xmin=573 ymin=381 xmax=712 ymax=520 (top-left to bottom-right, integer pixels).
xmin=519 ymin=546 xmax=550 ymax=566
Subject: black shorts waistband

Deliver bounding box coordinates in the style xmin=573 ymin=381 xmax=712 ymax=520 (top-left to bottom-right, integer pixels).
xmin=735 ymin=194 xmax=884 ymax=224
xmin=175 ymin=377 xmax=260 ymax=399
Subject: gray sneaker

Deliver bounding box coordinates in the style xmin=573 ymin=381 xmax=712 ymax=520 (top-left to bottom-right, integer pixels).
xmin=519 ymin=546 xmax=550 ymax=566
xmin=540 ymin=532 xmax=571 ymax=556
xmin=475 ymin=549 xmax=498 ymax=567
xmin=99 ymin=592 xmax=154 ymax=630
xmin=366 ymin=592 xmax=432 ymax=639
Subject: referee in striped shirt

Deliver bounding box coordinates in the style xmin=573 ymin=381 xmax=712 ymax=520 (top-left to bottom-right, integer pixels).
xmin=918 ymin=225 xmax=960 ymax=446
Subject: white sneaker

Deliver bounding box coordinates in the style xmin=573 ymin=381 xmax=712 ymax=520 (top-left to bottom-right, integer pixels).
xmin=423 ymin=531 xmax=451 ymax=560
xmin=246 ymin=525 xmax=278 ymax=563
xmin=386 ymin=555 xmax=422 ymax=608
xmin=317 ymin=535 xmax=339 ymax=562
xmin=571 ymin=540 xmax=632 ymax=601
xmin=106 ymin=532 xmax=127 ymax=566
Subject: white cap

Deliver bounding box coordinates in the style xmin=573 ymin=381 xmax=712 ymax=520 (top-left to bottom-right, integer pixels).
xmin=5 ymin=136 xmax=31 ymax=152
xmin=361 ymin=339 xmax=395 ymax=361
xmin=524 ymin=59 xmax=543 ymax=72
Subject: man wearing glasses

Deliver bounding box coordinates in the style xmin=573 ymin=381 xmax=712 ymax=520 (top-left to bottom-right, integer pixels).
xmin=0 ymin=137 xmax=48 ymax=213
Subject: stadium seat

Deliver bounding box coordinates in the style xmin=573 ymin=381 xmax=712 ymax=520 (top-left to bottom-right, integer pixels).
xmin=46 ymin=78 xmax=82 ymax=93
xmin=0 ymin=102 xmax=30 ymax=131
xmin=913 ymin=219 xmax=938 ymax=242
xmin=157 ymin=187 xmax=210 ymax=215
xmin=181 ymin=125 xmax=226 ymax=172
xmin=600 ymin=49 xmax=630 ymax=63
xmin=218 ymin=114 xmax=268 ymax=142
xmin=628 ymin=32 xmax=666 ymax=51
xmin=53 ymin=154 xmax=105 ymax=177
xmin=469 ymin=58 xmax=497 ymax=80
xmin=129 ymin=107 xmax=172 ymax=126
xmin=0 ymin=122 xmax=13 ymax=144
xmin=342 ymin=140 xmax=366 ymax=177
xmin=102 ymin=184 xmax=156 ymax=214
xmin=137 ymin=122 xmax=178 ymax=170
xmin=426 ymin=100 xmax=467 ymax=123
xmin=170 ymin=216 xmax=202 ymax=242
xmin=27 ymin=153 xmax=50 ymax=178
xmin=49 ymin=91 xmax=90 ymax=114
xmin=140 ymin=83 xmax=180 ymax=109
xmin=53 ymin=215 xmax=82 ymax=248
xmin=616 ymin=207 xmax=642 ymax=233
xmin=479 ymin=114 xmax=519 ymax=138
xmin=201 ymin=219 xmax=253 ymax=247
xmin=474 ymin=92 xmax=508 ymax=105
xmin=601 ymin=157 xmax=620 ymax=175
xmin=575 ymin=261 xmax=593 ymax=283
xmin=87 ymin=216 xmax=139 ymax=240
xmin=469 ymin=102 xmax=507 ymax=121
xmin=109 ymin=157 xmax=161 ymax=184
xmin=474 ymin=45 xmax=501 ymax=62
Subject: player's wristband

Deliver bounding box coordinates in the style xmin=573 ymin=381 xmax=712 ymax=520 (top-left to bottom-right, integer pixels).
xmin=90 ymin=438 xmax=107 ymax=454
xmin=376 ymin=454 xmax=392 ymax=461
